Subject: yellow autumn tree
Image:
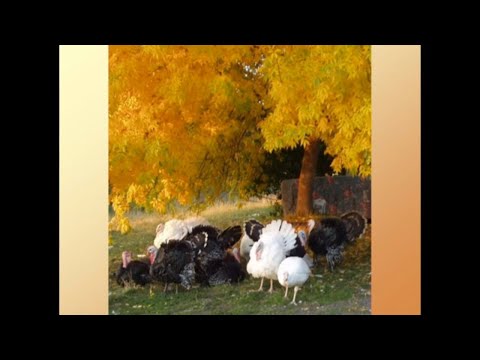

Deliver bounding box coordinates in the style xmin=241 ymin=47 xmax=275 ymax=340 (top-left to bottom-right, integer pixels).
xmin=259 ymin=45 xmax=371 ymax=216
xmin=109 ymin=45 xmax=267 ymax=232
xmin=109 ymin=45 xmax=371 ymax=231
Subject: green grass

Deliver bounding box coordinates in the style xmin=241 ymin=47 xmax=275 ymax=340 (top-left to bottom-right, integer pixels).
xmin=109 ymin=201 xmax=371 ymax=315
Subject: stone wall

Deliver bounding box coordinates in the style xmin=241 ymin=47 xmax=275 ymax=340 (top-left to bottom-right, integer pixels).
xmin=280 ymin=176 xmax=371 ymax=218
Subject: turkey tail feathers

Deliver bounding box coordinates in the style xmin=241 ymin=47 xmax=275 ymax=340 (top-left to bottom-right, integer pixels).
xmin=262 ymin=219 xmax=282 ymax=235
xmin=262 ymin=219 xmax=297 ymax=252
xmin=340 ymin=211 xmax=367 ymax=242
xmin=219 ymin=225 xmax=243 ymax=249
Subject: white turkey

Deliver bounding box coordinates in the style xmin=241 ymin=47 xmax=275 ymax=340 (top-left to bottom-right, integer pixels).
xmin=241 ymin=219 xmax=314 ymax=268
xmin=277 ymin=256 xmax=311 ymax=305
xmin=154 ymin=216 xmax=209 ymax=248
xmin=246 ymin=219 xmax=297 ymax=293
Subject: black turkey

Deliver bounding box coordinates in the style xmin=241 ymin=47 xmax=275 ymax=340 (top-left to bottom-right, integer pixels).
xmin=307 ymin=211 xmax=367 ymax=271
xmin=149 ymin=237 xmax=201 ymax=293
xmin=207 ymin=248 xmax=246 ymax=285
xmin=194 ymin=225 xmax=243 ymax=286
xmin=116 ymin=251 xmax=152 ymax=287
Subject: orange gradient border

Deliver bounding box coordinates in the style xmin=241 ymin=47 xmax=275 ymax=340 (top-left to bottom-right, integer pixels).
xmin=59 ymin=45 xmax=421 ymax=315
xmin=60 ymin=45 xmax=109 ymax=314
xmin=371 ymin=45 xmax=421 ymax=314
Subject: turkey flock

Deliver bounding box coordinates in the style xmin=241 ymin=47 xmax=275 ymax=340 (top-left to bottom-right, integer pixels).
xmin=116 ymin=211 xmax=367 ymax=305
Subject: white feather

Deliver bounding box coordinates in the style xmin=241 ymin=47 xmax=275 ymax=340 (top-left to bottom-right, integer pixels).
xmin=156 ymin=223 xmax=164 ymax=234
xmin=246 ymin=219 xmax=298 ymax=282
xmin=256 ymin=238 xmax=284 ymax=280
xmin=261 ymin=219 xmax=297 ymax=252
xmin=246 ymin=242 xmax=261 ymax=278
xmin=153 ymin=219 xmax=187 ymax=248
xmin=153 ymin=217 xmax=209 ymax=248
xmin=240 ymin=234 xmax=254 ymax=260
xmin=277 ymin=257 xmax=311 ymax=288
xmin=247 ymin=240 xmax=282 ymax=279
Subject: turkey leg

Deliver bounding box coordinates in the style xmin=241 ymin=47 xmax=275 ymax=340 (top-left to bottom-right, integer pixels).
xmin=290 ymin=286 xmax=300 ymax=305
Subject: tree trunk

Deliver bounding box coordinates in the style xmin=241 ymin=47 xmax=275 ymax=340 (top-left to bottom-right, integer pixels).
xmin=296 ymin=139 xmax=321 ymax=217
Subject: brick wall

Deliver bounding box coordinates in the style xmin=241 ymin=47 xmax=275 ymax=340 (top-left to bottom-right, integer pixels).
xmin=280 ymin=176 xmax=371 ymax=218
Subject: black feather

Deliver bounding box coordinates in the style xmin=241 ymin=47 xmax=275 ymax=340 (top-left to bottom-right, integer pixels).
xmin=194 ymin=237 xmax=225 ymax=286
xmin=245 ymin=219 xmax=264 ymax=242
xmin=208 ymin=253 xmax=246 ymax=285
xmin=184 ymin=231 xmax=209 ymax=252
xmin=179 ymin=262 xmax=196 ymax=290
xmin=326 ymin=245 xmax=344 ymax=271
xmin=218 ymin=226 xmax=243 ymax=249
xmin=193 ymin=225 xmax=242 ymax=286
xmin=307 ymin=217 xmax=350 ymax=271
xmin=340 ymin=211 xmax=367 ymax=242
xmin=150 ymin=240 xmax=196 ymax=289
xmin=287 ymin=236 xmax=307 ymax=258
xmin=189 ymin=225 xmax=221 ymax=240
xmin=116 ymin=260 xmax=152 ymax=287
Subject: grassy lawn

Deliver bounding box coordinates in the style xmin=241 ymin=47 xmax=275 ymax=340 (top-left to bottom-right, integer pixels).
xmin=109 ymin=201 xmax=371 ymax=315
